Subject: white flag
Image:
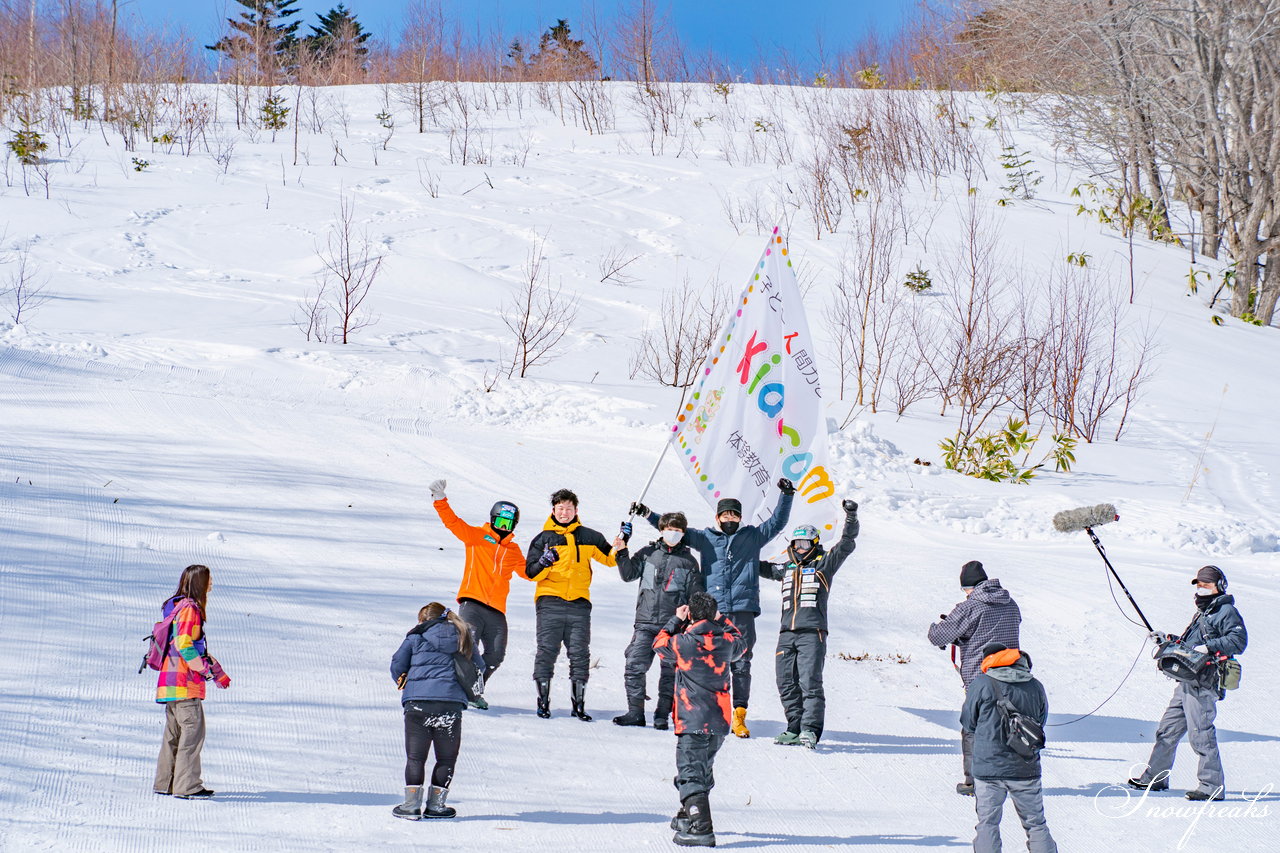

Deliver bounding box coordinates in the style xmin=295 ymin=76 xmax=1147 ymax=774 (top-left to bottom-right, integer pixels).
xmin=670 ymin=229 xmax=837 ymax=539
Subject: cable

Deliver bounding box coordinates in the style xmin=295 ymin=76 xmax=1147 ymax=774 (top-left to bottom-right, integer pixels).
xmin=1047 ymin=633 xmax=1149 ymax=727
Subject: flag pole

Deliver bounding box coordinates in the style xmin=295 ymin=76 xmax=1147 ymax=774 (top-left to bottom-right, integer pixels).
xmin=630 ymin=384 xmax=692 ymax=514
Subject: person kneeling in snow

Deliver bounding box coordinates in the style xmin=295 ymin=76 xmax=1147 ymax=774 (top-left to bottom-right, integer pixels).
xmin=961 ymin=644 xmax=1057 ymax=853
xmin=389 ymin=603 xmax=485 ymax=821
xmin=612 ymin=511 xmax=705 ymax=729
xmin=429 ymin=478 xmax=529 ymax=708
xmin=758 ymin=499 xmax=859 ymax=749
xmin=653 ymin=592 xmax=747 ymax=848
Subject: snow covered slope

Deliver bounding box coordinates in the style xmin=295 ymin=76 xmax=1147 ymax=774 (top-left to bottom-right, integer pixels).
xmin=1 ymin=83 xmax=1276 ymax=852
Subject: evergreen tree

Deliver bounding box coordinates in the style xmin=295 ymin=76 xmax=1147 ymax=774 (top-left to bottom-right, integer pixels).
xmin=305 ymin=4 xmax=371 ymax=65
xmin=208 ymin=0 xmax=304 ymax=77
xmin=529 ymin=19 xmax=598 ymax=79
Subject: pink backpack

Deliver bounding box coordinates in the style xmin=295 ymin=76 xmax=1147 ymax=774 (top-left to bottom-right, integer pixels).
xmin=138 ymin=599 xmax=188 ymax=674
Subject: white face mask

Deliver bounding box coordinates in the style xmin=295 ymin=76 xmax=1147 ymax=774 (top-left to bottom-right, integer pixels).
xmin=1194 ymin=587 xmax=1217 ymax=597
xmin=662 ymin=529 xmax=684 ymax=547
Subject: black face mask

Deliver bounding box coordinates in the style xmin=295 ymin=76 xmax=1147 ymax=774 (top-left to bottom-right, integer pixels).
xmin=1194 ymin=592 xmax=1221 ymax=611
xmin=720 ymin=520 xmax=740 ymax=535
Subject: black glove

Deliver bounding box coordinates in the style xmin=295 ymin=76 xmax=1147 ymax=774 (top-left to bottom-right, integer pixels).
xmin=842 ymin=499 xmax=859 ymax=513
xmin=619 ymin=521 xmax=633 ymax=541
xmin=538 ymin=546 xmax=558 ymax=568
xmin=629 ymin=501 xmax=649 ymax=517
xmin=777 ymin=478 xmax=795 ymax=495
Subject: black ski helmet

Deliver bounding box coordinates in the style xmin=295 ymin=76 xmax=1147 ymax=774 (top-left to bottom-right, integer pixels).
xmin=490 ymin=501 xmax=519 ymax=533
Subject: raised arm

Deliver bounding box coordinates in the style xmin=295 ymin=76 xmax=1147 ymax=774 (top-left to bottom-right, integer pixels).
xmin=820 ymin=501 xmax=861 ymax=579
xmin=754 ymin=485 xmax=795 ymax=544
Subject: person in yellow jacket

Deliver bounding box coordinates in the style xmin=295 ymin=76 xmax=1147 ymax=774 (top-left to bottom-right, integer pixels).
xmin=524 ymin=488 xmax=623 ymax=721
xmin=430 ymin=479 xmax=529 ymax=709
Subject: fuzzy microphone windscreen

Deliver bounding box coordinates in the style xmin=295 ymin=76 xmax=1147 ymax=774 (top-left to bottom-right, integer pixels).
xmin=1052 ymin=503 xmax=1119 ymax=533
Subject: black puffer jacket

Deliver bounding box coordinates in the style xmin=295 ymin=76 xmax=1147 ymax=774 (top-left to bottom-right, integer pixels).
xmin=760 ymin=506 xmax=859 ymax=632
xmin=616 ymin=540 xmax=705 ymax=627
xmin=654 ymin=615 xmax=747 ymax=735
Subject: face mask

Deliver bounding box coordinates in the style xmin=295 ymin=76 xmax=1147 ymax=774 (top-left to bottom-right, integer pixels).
xmin=720 ymin=520 xmax=740 ymax=535
xmin=1194 ymin=587 xmax=1216 ymax=597
xmin=662 ymin=530 xmax=684 ymax=547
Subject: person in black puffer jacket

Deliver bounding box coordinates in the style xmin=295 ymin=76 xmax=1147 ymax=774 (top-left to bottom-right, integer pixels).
xmin=613 ymin=511 xmax=705 ymax=730
xmin=759 ymin=499 xmax=859 ymax=748
xmin=961 ymin=644 xmax=1056 ymax=853
xmin=389 ymin=603 xmax=484 ymax=821
xmin=1128 ymin=565 xmax=1247 ymax=802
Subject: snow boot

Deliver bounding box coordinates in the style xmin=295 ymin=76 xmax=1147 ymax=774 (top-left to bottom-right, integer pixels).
xmin=670 ymin=805 xmax=690 ymax=832
xmin=392 ymin=785 xmax=423 ymax=820
xmin=673 ymin=793 xmax=715 ymax=847
xmin=570 ymin=680 xmax=592 ymax=722
xmin=423 ymin=785 xmax=456 ymax=818
xmin=536 ymin=679 xmax=551 ymax=719
xmin=730 ymin=707 xmax=750 ymax=738
xmin=1127 ymin=776 xmax=1169 ymax=792
xmin=799 ymin=730 xmax=818 ymax=750
xmin=613 ymin=704 xmax=646 ymax=727
xmin=653 ymin=714 xmax=669 ymax=731
xmin=774 ymin=730 xmax=800 ymax=746
xmin=468 ymin=696 xmax=489 ymax=710
xmin=1185 ymin=789 xmax=1225 ymax=802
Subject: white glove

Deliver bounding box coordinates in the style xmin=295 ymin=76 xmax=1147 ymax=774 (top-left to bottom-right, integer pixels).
xmin=429 ymin=479 xmax=447 ymax=500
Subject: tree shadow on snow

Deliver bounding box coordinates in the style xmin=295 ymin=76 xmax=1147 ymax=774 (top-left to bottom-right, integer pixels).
xmin=462 ymin=810 xmax=668 ymax=824
xmin=817 ymin=729 xmax=959 ymax=756
xmin=717 ymin=832 xmax=968 ymax=848
xmin=899 ymin=707 xmax=1280 ymax=744
xmin=218 ymin=791 xmax=398 ymax=806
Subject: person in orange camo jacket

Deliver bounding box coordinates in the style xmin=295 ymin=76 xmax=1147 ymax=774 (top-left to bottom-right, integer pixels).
xmin=653 ymin=591 xmax=747 ymax=848
xmin=429 ymin=479 xmax=528 ymax=708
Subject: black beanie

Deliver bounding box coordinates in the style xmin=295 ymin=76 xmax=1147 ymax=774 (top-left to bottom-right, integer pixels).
xmin=981 ymin=642 xmax=1007 ymax=659
xmin=960 ymin=560 xmax=987 ymax=588
xmin=716 ymin=498 xmax=743 ymax=516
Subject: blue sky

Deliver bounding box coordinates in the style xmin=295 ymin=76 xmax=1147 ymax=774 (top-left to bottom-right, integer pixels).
xmin=122 ymin=0 xmax=915 ymax=74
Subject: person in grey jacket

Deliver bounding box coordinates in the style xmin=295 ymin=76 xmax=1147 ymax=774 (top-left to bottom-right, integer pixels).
xmin=928 ymin=560 xmax=1022 ymax=795
xmin=612 ymin=512 xmax=705 ymax=729
xmin=632 ymin=478 xmax=795 ymax=738
xmin=389 ymin=603 xmax=484 ymax=821
xmin=759 ymin=499 xmax=859 ymax=748
xmin=1128 ymin=565 xmax=1247 ymax=801
xmin=961 ymin=643 xmax=1056 ymax=853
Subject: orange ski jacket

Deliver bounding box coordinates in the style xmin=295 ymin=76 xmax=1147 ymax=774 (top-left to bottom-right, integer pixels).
xmin=434 ymin=498 xmax=529 ymax=614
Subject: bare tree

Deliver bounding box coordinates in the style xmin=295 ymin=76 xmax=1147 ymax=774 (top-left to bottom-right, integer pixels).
xmin=597 ymin=245 xmax=642 ymax=284
xmin=317 ymin=196 xmax=383 ymax=344
xmin=501 ymin=238 xmax=579 ymax=377
xmin=293 ymin=280 xmax=329 ymax=342
xmin=2 ymin=241 xmax=50 ymax=324
xmin=629 ymin=275 xmax=730 ymax=387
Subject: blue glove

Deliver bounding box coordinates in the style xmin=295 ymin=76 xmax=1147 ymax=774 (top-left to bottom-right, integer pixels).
xmin=620 ymin=521 xmax=633 ymax=541
xmin=538 ymin=546 xmax=558 ymax=568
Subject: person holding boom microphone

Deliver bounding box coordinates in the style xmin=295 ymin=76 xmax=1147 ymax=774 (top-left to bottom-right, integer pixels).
xmin=1128 ymin=565 xmax=1247 ymax=801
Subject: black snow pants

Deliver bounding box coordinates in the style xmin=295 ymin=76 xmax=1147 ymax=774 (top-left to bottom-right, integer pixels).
xmin=675 ymin=733 xmax=726 ymax=802
xmin=403 ymin=702 xmax=463 ymax=788
xmin=623 ymin=623 xmax=675 ymax=716
xmin=727 ymin=611 xmax=757 ymax=709
xmin=533 ymin=596 xmax=592 ymax=684
xmin=459 ymin=598 xmax=508 ymax=682
xmin=775 ymin=629 xmax=826 ymax=740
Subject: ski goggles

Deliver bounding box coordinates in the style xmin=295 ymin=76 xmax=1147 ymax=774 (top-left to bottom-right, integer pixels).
xmin=492 ymin=505 xmax=517 ymax=532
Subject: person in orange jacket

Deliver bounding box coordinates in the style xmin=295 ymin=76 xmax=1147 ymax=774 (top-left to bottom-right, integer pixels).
xmin=430 ymin=479 xmax=529 ymax=708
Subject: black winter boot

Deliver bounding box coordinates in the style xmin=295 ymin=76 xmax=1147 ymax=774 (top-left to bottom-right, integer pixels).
xmin=673 ymin=793 xmax=714 ymax=847
xmin=536 ymin=679 xmax=551 ymax=719
xmin=570 ymin=680 xmax=592 ymax=722
xmin=653 ymin=713 xmax=669 ymax=731
xmin=670 ymin=806 xmax=690 ymax=832
xmin=613 ymin=704 xmax=646 ymax=726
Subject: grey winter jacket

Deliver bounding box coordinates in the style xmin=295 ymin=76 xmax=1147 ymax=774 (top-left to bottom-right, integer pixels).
xmin=760 ymin=505 xmax=859 ymax=632
xmin=390 ymin=617 xmax=484 ymax=706
xmin=927 ymin=579 xmax=1022 ymax=688
xmin=645 ymin=490 xmax=793 ymax=615
xmin=616 ymin=540 xmax=705 ymax=626
xmin=960 ymin=652 xmax=1048 ymax=780
xmin=1178 ymin=593 xmax=1247 ymax=690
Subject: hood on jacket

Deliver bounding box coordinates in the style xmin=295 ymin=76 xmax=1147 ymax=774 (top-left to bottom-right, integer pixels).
xmin=969 ymin=578 xmax=1012 ymax=606
xmin=406 ymin=616 xmax=460 ymax=653
xmin=983 ymin=650 xmax=1033 ymax=683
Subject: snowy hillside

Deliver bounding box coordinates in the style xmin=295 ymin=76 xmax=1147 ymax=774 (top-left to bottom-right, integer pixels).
xmin=1 ymin=83 xmax=1276 ymax=852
